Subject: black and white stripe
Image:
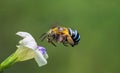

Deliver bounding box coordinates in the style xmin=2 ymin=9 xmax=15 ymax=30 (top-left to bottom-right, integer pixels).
xmin=68 ymin=28 xmax=80 ymax=46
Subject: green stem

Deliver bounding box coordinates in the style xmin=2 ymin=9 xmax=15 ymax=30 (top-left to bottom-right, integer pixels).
xmin=0 ymin=53 xmax=18 ymax=72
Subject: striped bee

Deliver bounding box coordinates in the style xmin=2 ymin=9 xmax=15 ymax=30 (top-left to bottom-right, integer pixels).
xmin=40 ymin=26 xmax=80 ymax=47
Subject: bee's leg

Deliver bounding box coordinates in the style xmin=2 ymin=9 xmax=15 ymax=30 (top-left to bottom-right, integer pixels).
xmin=47 ymin=38 xmax=57 ymax=47
xmin=61 ymin=36 xmax=68 ymax=47
xmin=67 ymin=36 xmax=74 ymax=46
xmin=39 ymin=33 xmax=47 ymax=41
xmin=71 ymin=44 xmax=75 ymax=47
xmin=50 ymin=41 xmax=57 ymax=47
xmin=62 ymin=41 xmax=68 ymax=47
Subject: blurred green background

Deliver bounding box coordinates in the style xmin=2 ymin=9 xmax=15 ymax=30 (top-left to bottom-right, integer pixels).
xmin=0 ymin=0 xmax=120 ymax=73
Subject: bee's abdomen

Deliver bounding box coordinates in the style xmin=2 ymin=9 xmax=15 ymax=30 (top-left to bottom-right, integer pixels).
xmin=68 ymin=28 xmax=80 ymax=46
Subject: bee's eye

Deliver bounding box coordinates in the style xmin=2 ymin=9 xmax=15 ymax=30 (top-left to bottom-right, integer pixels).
xmin=52 ymin=34 xmax=56 ymax=38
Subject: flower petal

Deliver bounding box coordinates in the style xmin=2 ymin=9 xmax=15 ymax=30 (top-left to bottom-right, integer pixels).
xmin=16 ymin=32 xmax=48 ymax=67
xmin=15 ymin=46 xmax=35 ymax=61
xmin=34 ymin=49 xmax=47 ymax=67
xmin=37 ymin=46 xmax=48 ymax=59
xmin=16 ymin=32 xmax=33 ymax=38
xmin=16 ymin=32 xmax=37 ymax=50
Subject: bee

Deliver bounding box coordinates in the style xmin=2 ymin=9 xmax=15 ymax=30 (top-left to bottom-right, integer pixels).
xmin=40 ymin=26 xmax=80 ymax=47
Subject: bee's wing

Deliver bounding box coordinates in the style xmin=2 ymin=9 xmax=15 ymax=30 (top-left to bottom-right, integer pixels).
xmin=39 ymin=33 xmax=47 ymax=41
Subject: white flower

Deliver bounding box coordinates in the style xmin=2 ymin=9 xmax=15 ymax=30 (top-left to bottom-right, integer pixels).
xmin=15 ymin=31 xmax=48 ymax=67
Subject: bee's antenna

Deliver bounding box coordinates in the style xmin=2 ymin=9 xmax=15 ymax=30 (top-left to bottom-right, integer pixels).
xmin=39 ymin=33 xmax=47 ymax=41
xmin=39 ymin=33 xmax=46 ymax=38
